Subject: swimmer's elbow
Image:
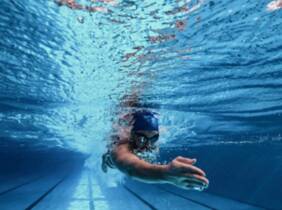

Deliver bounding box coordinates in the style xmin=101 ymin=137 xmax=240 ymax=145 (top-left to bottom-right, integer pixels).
xmin=110 ymin=149 xmax=141 ymax=176
xmin=110 ymin=146 xmax=165 ymax=182
xmin=111 ymin=150 xmax=132 ymax=169
xmin=111 ymin=152 xmax=159 ymax=182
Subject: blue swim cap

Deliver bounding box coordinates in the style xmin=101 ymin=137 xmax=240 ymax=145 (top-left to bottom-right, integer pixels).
xmin=132 ymin=110 xmax=159 ymax=131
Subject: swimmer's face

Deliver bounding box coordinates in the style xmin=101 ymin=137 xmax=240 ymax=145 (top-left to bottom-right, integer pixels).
xmin=131 ymin=130 xmax=159 ymax=150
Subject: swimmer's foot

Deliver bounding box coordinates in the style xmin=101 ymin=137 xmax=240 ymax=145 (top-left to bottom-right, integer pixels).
xmin=101 ymin=154 xmax=108 ymax=173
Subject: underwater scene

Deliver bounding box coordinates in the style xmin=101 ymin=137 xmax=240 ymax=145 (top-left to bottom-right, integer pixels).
xmin=0 ymin=0 xmax=282 ymax=209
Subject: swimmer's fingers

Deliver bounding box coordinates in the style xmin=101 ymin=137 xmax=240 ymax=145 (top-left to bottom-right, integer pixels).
xmin=175 ymin=156 xmax=197 ymax=165
xmin=183 ymin=174 xmax=209 ymax=186
xmin=183 ymin=183 xmax=207 ymax=191
xmin=178 ymin=162 xmax=206 ymax=177
xmin=183 ymin=180 xmax=207 ymax=189
xmin=174 ymin=177 xmax=207 ymax=191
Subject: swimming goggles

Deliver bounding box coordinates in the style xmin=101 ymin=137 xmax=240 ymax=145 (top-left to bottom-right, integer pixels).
xmin=134 ymin=132 xmax=159 ymax=145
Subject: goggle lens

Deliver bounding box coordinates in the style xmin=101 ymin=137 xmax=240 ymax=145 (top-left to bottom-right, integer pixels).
xmin=135 ymin=133 xmax=159 ymax=144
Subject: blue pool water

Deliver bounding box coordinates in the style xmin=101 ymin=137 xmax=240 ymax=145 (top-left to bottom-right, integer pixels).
xmin=0 ymin=0 xmax=282 ymax=210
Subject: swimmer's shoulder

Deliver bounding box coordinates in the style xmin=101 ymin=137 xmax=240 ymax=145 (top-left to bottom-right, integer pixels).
xmin=109 ymin=133 xmax=130 ymax=147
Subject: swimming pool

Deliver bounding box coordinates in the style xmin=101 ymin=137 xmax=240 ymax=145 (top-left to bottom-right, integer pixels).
xmin=0 ymin=0 xmax=282 ymax=209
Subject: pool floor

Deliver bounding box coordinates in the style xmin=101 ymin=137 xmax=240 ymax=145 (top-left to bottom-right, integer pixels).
xmin=0 ymin=168 xmax=263 ymax=210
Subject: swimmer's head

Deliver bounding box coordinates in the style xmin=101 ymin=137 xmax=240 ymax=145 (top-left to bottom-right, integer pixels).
xmin=132 ymin=110 xmax=159 ymax=132
xmin=131 ymin=110 xmax=159 ymax=150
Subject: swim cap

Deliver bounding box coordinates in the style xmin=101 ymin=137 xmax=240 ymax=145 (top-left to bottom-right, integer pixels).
xmin=132 ymin=110 xmax=159 ymax=131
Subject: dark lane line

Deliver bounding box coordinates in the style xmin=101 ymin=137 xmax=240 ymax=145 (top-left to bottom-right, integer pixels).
xmin=24 ymin=175 xmax=68 ymax=210
xmin=87 ymin=171 xmax=95 ymax=210
xmin=200 ymin=190 xmax=267 ymax=210
xmin=0 ymin=176 xmax=44 ymax=196
xmin=159 ymin=186 xmax=266 ymax=210
xmin=157 ymin=187 xmax=216 ymax=210
xmin=123 ymin=185 xmax=158 ymax=210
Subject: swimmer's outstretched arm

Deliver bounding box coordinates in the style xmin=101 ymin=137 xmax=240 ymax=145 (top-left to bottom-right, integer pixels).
xmin=111 ymin=143 xmax=209 ymax=190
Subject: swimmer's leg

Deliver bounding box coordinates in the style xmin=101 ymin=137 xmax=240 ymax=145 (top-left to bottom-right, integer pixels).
xmin=101 ymin=153 xmax=108 ymax=173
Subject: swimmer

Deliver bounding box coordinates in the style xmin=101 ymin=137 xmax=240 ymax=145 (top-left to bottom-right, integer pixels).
xmin=102 ymin=109 xmax=209 ymax=191
xmin=267 ymin=0 xmax=282 ymax=11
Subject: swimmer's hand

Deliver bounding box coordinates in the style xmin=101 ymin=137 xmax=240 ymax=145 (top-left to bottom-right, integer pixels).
xmin=164 ymin=156 xmax=209 ymax=191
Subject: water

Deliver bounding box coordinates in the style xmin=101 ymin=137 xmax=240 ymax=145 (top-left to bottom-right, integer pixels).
xmin=0 ymin=0 xmax=282 ymax=209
